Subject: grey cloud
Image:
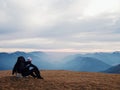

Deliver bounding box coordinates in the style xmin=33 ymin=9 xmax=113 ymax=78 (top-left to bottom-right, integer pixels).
xmin=0 ymin=0 xmax=120 ymax=51
xmin=37 ymin=14 xmax=120 ymax=39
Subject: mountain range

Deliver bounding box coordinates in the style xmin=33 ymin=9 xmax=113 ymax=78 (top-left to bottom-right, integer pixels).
xmin=61 ymin=56 xmax=111 ymax=72
xmin=82 ymin=51 xmax=120 ymax=65
xmin=0 ymin=51 xmax=51 ymax=70
xmin=0 ymin=51 xmax=120 ymax=73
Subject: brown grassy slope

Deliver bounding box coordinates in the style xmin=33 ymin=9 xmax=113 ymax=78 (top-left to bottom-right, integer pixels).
xmin=0 ymin=70 xmax=120 ymax=90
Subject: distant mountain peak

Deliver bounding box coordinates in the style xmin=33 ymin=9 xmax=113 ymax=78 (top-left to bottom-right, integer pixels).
xmin=13 ymin=51 xmax=26 ymax=54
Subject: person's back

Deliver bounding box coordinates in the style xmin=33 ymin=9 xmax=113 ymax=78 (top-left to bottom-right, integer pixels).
xmin=12 ymin=56 xmax=26 ymax=76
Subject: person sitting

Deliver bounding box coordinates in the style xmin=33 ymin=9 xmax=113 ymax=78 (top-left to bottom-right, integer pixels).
xmin=12 ymin=56 xmax=25 ymax=78
xmin=23 ymin=57 xmax=43 ymax=79
xmin=12 ymin=56 xmax=43 ymax=79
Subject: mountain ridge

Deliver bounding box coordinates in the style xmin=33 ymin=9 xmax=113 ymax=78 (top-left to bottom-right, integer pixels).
xmin=0 ymin=51 xmax=120 ymax=73
xmin=62 ymin=56 xmax=111 ymax=72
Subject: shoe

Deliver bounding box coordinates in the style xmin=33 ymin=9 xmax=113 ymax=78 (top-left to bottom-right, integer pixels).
xmin=37 ymin=77 xmax=44 ymax=79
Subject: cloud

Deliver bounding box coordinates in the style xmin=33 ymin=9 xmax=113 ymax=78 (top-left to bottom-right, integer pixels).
xmin=38 ymin=13 xmax=120 ymax=39
xmin=0 ymin=0 xmax=120 ymax=52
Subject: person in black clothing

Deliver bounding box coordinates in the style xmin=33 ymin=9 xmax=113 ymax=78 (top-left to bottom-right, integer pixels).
xmin=23 ymin=57 xmax=43 ymax=79
xmin=12 ymin=56 xmax=26 ymax=77
xmin=12 ymin=56 xmax=43 ymax=79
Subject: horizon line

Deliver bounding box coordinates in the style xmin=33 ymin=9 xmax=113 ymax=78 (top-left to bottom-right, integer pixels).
xmin=0 ymin=48 xmax=120 ymax=53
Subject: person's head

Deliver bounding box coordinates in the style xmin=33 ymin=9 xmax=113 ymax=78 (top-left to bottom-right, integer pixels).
xmin=17 ymin=56 xmax=25 ymax=63
xmin=27 ymin=57 xmax=32 ymax=62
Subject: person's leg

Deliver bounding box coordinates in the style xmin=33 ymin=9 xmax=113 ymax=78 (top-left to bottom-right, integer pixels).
xmin=22 ymin=70 xmax=32 ymax=77
xmin=33 ymin=68 xmax=43 ymax=79
xmin=30 ymin=72 xmax=37 ymax=78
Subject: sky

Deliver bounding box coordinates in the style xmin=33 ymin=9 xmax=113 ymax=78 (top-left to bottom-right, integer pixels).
xmin=0 ymin=0 xmax=120 ymax=53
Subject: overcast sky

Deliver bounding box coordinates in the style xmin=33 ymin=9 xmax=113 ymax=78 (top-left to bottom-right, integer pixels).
xmin=0 ymin=0 xmax=120 ymax=52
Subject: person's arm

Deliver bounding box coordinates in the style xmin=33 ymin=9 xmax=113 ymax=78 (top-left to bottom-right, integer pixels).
xmin=12 ymin=63 xmax=17 ymax=75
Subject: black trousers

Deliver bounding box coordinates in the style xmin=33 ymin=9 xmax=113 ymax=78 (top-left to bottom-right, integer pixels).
xmin=22 ymin=67 xmax=43 ymax=79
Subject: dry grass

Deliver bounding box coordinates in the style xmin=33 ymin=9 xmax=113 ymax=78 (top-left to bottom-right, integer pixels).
xmin=0 ymin=70 xmax=120 ymax=90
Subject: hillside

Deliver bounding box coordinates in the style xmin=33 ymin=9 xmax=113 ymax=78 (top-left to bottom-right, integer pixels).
xmin=62 ymin=56 xmax=111 ymax=72
xmin=0 ymin=70 xmax=120 ymax=90
xmin=103 ymin=64 xmax=120 ymax=74
xmin=83 ymin=51 xmax=120 ymax=65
